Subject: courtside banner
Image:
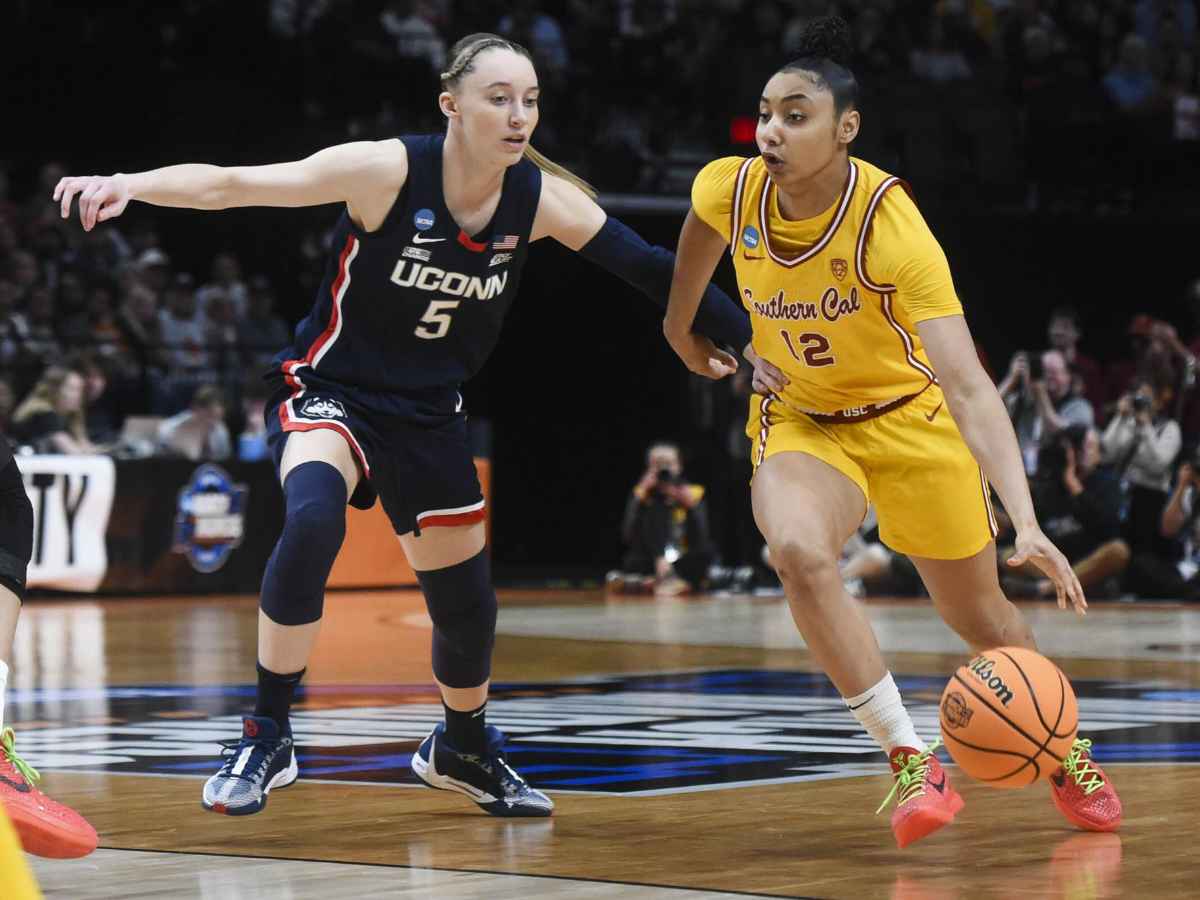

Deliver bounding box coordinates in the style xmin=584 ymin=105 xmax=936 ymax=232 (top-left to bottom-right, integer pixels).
xmin=16 ymin=455 xmax=116 ymax=592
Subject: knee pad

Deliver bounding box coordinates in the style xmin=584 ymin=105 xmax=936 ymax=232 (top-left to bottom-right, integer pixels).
xmin=416 ymin=549 xmax=497 ymax=689
xmin=260 ymin=462 xmax=347 ymax=626
xmin=0 ymin=461 xmax=32 ymax=601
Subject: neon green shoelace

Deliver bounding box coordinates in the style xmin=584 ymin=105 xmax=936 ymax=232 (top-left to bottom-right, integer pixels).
xmin=877 ymin=739 xmax=941 ymax=814
xmin=1061 ymin=738 xmax=1105 ymax=796
xmin=1 ymin=727 xmax=41 ymax=786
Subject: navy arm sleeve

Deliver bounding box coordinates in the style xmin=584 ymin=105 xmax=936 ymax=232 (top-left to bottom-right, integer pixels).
xmin=577 ymin=216 xmax=751 ymax=349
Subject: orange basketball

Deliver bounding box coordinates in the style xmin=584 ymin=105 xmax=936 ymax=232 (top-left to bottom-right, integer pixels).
xmin=939 ymin=646 xmax=1078 ymax=788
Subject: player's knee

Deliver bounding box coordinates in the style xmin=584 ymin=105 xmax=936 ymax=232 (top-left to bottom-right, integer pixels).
xmin=260 ymin=462 xmax=348 ymax=626
xmin=417 ymin=549 xmax=496 ymax=688
xmin=1104 ymin=539 xmax=1131 ymax=568
xmin=770 ymin=537 xmax=839 ymax=596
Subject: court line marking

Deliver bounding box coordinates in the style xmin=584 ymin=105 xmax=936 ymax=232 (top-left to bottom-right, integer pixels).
xmin=91 ymin=846 xmax=827 ymax=900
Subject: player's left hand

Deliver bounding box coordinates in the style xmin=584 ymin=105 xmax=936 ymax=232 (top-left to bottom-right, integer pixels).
xmin=667 ymin=332 xmax=738 ymax=380
xmin=1008 ymin=528 xmax=1087 ymax=616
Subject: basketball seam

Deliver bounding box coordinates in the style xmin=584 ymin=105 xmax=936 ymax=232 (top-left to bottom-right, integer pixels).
xmin=941 ymin=729 xmax=1040 ymax=785
xmin=997 ymin=649 xmax=1074 ymax=740
xmin=950 ymin=672 xmax=1059 ymax=778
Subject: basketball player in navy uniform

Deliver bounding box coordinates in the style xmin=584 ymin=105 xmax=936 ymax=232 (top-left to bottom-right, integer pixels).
xmin=55 ymin=34 xmax=763 ymax=817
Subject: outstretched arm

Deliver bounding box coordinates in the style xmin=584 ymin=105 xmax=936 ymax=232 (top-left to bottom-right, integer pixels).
xmin=54 ymin=140 xmax=407 ymax=231
xmin=663 ymin=209 xmax=739 ymax=378
xmin=531 ymin=173 xmax=750 ymax=358
xmin=917 ymin=314 xmax=1087 ymax=615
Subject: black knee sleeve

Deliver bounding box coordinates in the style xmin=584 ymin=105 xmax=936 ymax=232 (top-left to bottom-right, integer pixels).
xmin=0 ymin=460 xmax=32 ymax=601
xmin=416 ymin=549 xmax=497 ymax=689
xmin=260 ymin=462 xmax=348 ymax=626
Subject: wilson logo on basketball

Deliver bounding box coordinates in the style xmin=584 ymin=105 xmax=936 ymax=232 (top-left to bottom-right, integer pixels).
xmin=941 ymin=691 xmax=974 ymax=729
xmin=967 ymin=655 xmax=1015 ymax=706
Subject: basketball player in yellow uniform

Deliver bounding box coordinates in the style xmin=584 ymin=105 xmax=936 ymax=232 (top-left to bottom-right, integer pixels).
xmin=665 ymin=16 xmax=1122 ymax=847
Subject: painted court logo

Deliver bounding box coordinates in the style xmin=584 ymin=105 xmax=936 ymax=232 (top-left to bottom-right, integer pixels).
xmin=9 ymin=670 xmax=1199 ymax=796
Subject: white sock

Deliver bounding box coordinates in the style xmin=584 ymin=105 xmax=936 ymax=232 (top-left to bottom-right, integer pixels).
xmin=0 ymin=659 xmax=8 ymax=731
xmin=843 ymin=671 xmax=925 ymax=755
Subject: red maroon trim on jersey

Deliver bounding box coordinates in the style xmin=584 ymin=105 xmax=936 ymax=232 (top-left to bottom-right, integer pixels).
xmin=853 ymin=176 xmax=910 ymax=293
xmin=729 ymin=157 xmax=755 ymax=257
xmin=457 ymin=230 xmax=488 ymax=253
xmin=280 ymin=234 xmax=360 ymax=387
xmin=879 ymin=294 xmax=938 ymax=385
xmin=759 ymin=162 xmax=857 ymax=268
xmin=979 ymin=466 xmax=998 ymax=537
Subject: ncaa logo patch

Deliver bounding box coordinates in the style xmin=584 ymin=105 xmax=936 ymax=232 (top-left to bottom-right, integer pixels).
xmin=742 ymin=225 xmax=760 ymax=249
xmin=301 ymin=397 xmax=347 ymax=420
xmin=414 ymin=208 xmax=436 ymax=231
xmin=172 ymin=464 xmax=248 ymax=573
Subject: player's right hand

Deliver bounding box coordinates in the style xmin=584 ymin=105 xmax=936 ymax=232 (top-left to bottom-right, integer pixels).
xmin=745 ymin=342 xmax=788 ymax=395
xmin=53 ymin=174 xmax=132 ymax=231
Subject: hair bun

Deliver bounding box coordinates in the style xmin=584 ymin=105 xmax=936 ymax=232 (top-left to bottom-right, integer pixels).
xmin=792 ymin=15 xmax=853 ymax=66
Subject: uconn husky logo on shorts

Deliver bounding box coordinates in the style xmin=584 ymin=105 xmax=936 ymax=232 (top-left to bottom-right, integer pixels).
xmin=300 ymin=397 xmax=346 ymax=420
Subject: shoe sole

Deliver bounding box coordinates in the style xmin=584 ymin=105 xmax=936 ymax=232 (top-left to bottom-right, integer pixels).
xmin=411 ymin=740 xmax=553 ymax=818
xmin=894 ymin=791 xmax=965 ymax=849
xmin=7 ymin=806 xmax=99 ymax=859
xmin=202 ymin=754 xmax=299 ymax=816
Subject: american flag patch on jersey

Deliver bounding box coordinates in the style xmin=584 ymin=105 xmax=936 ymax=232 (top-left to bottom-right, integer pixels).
xmin=492 ymin=235 xmax=519 ymax=250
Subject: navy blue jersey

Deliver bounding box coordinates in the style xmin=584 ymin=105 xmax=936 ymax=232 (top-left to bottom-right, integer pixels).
xmin=274 ymin=134 xmax=542 ymax=415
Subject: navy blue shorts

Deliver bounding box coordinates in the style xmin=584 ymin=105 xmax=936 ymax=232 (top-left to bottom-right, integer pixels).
xmin=264 ymin=383 xmax=485 ymax=536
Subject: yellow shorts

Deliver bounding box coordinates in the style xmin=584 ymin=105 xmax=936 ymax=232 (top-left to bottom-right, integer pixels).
xmin=747 ymin=384 xmax=998 ymax=560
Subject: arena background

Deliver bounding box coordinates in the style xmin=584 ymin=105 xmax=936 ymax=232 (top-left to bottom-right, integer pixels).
xmin=5 ymin=0 xmax=1198 ymax=581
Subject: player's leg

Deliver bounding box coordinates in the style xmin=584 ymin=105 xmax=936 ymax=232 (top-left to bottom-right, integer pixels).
xmin=0 ymin=460 xmax=98 ymax=857
xmin=203 ymin=427 xmax=359 ymax=815
xmin=752 ymin=449 xmax=961 ymax=847
xmin=401 ymin=522 xmax=552 ymax=816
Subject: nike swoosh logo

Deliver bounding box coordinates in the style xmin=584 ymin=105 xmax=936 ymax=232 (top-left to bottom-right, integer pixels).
xmin=929 ymin=772 xmax=947 ymax=794
xmin=847 ymin=694 xmax=875 ymax=711
xmin=925 ymin=401 xmax=944 ymax=422
xmin=412 ymin=234 xmax=446 ymax=244
xmin=0 ymin=774 xmax=32 ymax=793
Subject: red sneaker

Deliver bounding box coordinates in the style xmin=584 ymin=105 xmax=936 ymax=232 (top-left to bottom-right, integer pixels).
xmin=1049 ymin=738 xmax=1122 ymax=832
xmin=878 ymin=740 xmax=964 ymax=849
xmin=0 ymin=727 xmax=98 ymax=858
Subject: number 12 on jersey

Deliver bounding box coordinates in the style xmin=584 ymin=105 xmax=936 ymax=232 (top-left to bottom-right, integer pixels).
xmin=415 ymin=299 xmax=460 ymax=340
xmin=780 ymin=330 xmax=835 ymax=367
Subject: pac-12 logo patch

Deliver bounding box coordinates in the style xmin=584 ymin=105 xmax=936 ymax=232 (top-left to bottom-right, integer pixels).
xmin=831 ymin=258 xmax=848 ymax=280
xmin=414 ymin=208 xmax=436 ymax=231
xmin=742 ymin=225 xmax=760 ymax=249
xmin=172 ymin=464 xmax=248 ymax=573
xmin=301 ymin=397 xmax=347 ymax=420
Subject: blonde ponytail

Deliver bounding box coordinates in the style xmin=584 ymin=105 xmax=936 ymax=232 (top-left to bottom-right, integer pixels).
xmin=523 ymin=145 xmax=597 ymax=200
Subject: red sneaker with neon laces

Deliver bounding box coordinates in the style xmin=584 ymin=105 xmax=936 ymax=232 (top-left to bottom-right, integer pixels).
xmin=1049 ymin=738 xmax=1122 ymax=832
xmin=0 ymin=728 xmax=98 ymax=858
xmin=879 ymin=741 xmax=964 ymax=849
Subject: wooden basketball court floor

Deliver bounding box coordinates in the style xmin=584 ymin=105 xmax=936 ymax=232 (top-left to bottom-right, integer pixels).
xmin=9 ymin=588 xmax=1199 ymax=898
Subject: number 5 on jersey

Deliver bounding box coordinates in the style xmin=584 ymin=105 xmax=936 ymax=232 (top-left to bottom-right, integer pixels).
xmin=415 ymin=299 xmax=460 ymax=340
xmin=781 ymin=331 xmax=835 ymax=367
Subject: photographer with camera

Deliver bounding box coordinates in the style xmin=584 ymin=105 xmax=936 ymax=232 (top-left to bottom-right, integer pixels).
xmin=999 ymin=348 xmax=1095 ymax=474
xmin=1006 ymin=424 xmax=1130 ymax=598
xmin=1102 ymin=373 xmax=1182 ymax=558
xmin=614 ymin=442 xmax=715 ymax=595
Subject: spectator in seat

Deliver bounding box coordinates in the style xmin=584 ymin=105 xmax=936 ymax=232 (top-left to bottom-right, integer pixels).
xmin=1047 ymin=305 xmax=1105 ymax=410
xmin=10 ymin=366 xmax=98 ymax=455
xmin=156 ymin=384 xmax=231 ymax=461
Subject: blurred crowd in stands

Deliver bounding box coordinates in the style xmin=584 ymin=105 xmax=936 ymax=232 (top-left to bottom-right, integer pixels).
xmin=7 ymin=1 xmax=1200 ymax=599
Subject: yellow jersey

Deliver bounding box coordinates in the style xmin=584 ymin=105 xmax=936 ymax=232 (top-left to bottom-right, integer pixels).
xmin=692 ymin=156 xmax=963 ymax=415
